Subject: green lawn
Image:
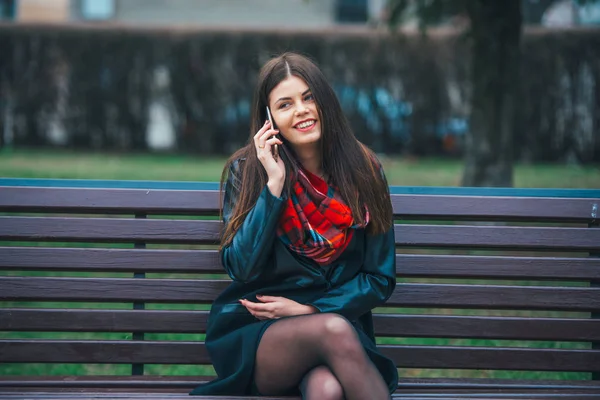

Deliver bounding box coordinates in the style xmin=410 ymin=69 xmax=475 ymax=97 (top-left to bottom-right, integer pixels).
xmin=1 ymin=148 xmax=599 ymax=188
xmin=1 ymin=148 xmax=597 ymax=379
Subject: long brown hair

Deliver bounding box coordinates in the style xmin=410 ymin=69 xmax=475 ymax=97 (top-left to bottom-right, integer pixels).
xmin=220 ymin=52 xmax=392 ymax=248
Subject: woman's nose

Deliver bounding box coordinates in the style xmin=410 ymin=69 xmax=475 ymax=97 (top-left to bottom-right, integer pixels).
xmin=295 ymin=104 xmax=308 ymax=115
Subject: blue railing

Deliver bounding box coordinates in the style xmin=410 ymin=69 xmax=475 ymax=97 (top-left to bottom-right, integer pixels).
xmin=1 ymin=178 xmax=599 ymax=198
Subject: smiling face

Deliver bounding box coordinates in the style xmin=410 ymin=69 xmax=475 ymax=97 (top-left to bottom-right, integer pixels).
xmin=268 ymin=75 xmax=321 ymax=150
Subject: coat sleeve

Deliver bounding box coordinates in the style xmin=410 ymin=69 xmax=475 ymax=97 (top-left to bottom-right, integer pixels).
xmin=306 ymin=227 xmax=396 ymax=321
xmin=219 ymin=160 xmax=287 ymax=283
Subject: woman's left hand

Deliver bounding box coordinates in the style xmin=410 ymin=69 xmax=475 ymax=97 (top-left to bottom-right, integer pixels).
xmin=239 ymin=295 xmax=317 ymax=320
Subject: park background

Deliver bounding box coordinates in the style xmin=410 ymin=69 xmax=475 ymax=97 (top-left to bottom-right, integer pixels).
xmin=1 ymin=0 xmax=599 ymax=381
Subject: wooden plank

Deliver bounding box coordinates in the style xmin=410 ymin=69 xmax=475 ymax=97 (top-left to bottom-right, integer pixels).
xmin=0 ymin=394 xmax=295 ymax=400
xmin=0 ymin=375 xmax=203 ymax=389
xmin=2 ymin=217 xmax=599 ymax=251
xmin=384 ymin=346 xmax=600 ymax=372
xmin=0 ymin=340 xmax=211 ymax=364
xmin=0 ymin=375 xmax=209 ymax=389
xmin=391 ymin=195 xmax=600 ymax=223
xmin=387 ymin=283 xmax=600 ymax=311
xmin=394 ymin=377 xmax=600 ymax=391
xmin=0 ymin=217 xmax=221 ymax=244
xmin=0 ymin=394 xmax=281 ymax=400
xmin=0 ymin=247 xmax=223 ymax=273
xmin=0 ymin=187 xmax=221 ymax=215
xmin=1 ymin=340 xmax=598 ymax=372
xmin=2 ymin=394 xmax=595 ymax=400
xmin=2 ymin=248 xmax=599 ymax=281
xmin=0 ymin=309 xmax=211 ymax=333
xmin=0 ymin=394 xmax=596 ymax=400
xmin=1 ymin=376 xmax=599 ymax=391
xmin=395 ymin=254 xmax=600 ymax=280
xmin=372 ymin=314 xmax=600 ymax=341
xmin=1 ymin=277 xmax=599 ymax=311
xmin=2 ymin=309 xmax=599 ymax=342
xmin=1 ymin=186 xmax=598 ymax=222
xmin=0 ymin=277 xmax=227 ymax=304
xmin=0 ymin=178 xmax=221 ymax=191
xmin=394 ymin=224 xmax=600 ymax=252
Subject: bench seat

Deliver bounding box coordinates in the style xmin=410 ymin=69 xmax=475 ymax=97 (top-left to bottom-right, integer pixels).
xmin=1 ymin=182 xmax=599 ymax=399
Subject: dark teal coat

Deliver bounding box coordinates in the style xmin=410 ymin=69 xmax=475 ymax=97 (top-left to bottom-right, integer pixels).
xmin=190 ymin=160 xmax=398 ymax=396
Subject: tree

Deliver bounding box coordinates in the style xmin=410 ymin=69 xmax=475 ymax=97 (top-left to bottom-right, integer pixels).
xmin=461 ymin=1 xmax=522 ymax=187
xmin=388 ymin=0 xmax=598 ymax=187
xmin=388 ymin=0 xmax=522 ymax=187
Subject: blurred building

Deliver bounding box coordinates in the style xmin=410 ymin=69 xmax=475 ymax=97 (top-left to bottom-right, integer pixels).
xmin=0 ymin=0 xmax=14 ymax=18
xmin=523 ymin=0 xmax=600 ymax=26
xmin=3 ymin=0 xmax=600 ymax=27
xmin=0 ymin=0 xmax=389 ymax=28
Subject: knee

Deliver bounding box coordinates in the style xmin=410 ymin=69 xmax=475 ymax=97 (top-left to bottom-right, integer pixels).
xmin=315 ymin=377 xmax=344 ymax=400
xmin=320 ymin=314 xmax=361 ymax=355
xmin=320 ymin=314 xmax=353 ymax=338
xmin=303 ymin=366 xmax=344 ymax=400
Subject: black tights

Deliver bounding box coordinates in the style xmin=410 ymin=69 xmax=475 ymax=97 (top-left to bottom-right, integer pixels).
xmin=253 ymin=313 xmax=390 ymax=400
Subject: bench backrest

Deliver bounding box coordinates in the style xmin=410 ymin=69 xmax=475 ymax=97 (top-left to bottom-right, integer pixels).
xmin=1 ymin=184 xmax=599 ymax=382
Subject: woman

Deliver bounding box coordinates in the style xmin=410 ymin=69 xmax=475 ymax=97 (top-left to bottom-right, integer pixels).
xmin=190 ymin=52 xmax=398 ymax=399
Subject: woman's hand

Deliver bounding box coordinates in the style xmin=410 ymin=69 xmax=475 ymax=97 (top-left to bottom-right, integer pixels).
xmin=254 ymin=120 xmax=285 ymax=197
xmin=240 ymin=295 xmax=317 ymax=320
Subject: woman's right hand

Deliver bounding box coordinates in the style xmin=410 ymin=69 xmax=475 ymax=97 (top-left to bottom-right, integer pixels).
xmin=254 ymin=120 xmax=285 ymax=197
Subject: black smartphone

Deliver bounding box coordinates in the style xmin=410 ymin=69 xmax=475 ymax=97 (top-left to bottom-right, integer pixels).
xmin=266 ymin=106 xmax=279 ymax=161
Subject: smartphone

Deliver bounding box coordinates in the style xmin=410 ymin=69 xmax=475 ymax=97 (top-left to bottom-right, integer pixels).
xmin=266 ymin=106 xmax=279 ymax=161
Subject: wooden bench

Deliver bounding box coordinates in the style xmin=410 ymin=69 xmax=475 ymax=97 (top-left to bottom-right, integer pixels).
xmin=0 ymin=178 xmax=599 ymax=399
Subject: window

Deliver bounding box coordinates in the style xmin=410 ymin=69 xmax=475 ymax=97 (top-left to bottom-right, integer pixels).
xmin=80 ymin=0 xmax=115 ymax=20
xmin=0 ymin=0 xmax=15 ymax=20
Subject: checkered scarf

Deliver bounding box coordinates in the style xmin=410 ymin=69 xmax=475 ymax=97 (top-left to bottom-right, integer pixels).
xmin=277 ymin=166 xmax=369 ymax=266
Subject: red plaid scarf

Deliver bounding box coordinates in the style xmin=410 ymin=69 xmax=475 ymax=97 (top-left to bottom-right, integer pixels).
xmin=277 ymin=167 xmax=369 ymax=266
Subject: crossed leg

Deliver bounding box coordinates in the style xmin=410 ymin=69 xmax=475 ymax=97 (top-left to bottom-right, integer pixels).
xmin=299 ymin=365 xmax=344 ymax=400
xmin=253 ymin=313 xmax=390 ymax=400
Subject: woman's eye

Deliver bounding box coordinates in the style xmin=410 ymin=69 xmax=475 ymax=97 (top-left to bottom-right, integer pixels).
xmin=278 ymin=102 xmax=290 ymax=109
xmin=305 ymin=94 xmax=314 ymax=101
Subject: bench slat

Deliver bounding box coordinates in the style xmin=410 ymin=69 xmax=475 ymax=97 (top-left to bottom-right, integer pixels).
xmin=391 ymin=195 xmax=600 ymax=222
xmin=2 ymin=247 xmax=599 ymax=281
xmin=1 ymin=376 xmax=599 ymax=392
xmin=394 ymin=224 xmax=600 ymax=251
xmin=0 ymin=394 xmax=594 ymax=400
xmin=374 ymin=314 xmax=600 ymax=341
xmin=2 ymin=187 xmax=598 ymax=223
xmin=0 ymin=187 xmax=221 ymax=215
xmin=1 ymin=277 xmax=598 ymax=311
xmin=0 ymin=217 xmax=221 ymax=244
xmin=1 ymin=376 xmax=599 ymax=391
xmin=0 ymin=395 xmax=287 ymax=400
xmin=1 ymin=309 xmax=598 ymax=341
xmin=1 ymin=340 xmax=598 ymax=372
xmin=2 ymin=217 xmax=599 ymax=251
xmin=395 ymin=254 xmax=600 ymax=280
xmin=0 ymin=247 xmax=223 ymax=274
xmin=0 ymin=393 xmax=597 ymax=400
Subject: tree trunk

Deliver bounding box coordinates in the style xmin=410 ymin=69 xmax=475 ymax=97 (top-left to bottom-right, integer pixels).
xmin=461 ymin=0 xmax=522 ymax=187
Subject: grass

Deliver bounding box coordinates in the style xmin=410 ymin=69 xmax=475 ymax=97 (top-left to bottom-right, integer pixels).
xmin=1 ymin=148 xmax=598 ymax=380
xmin=1 ymin=148 xmax=599 ymax=187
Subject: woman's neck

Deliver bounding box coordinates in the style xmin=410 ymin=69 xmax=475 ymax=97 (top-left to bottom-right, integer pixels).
xmin=294 ymin=146 xmax=324 ymax=178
